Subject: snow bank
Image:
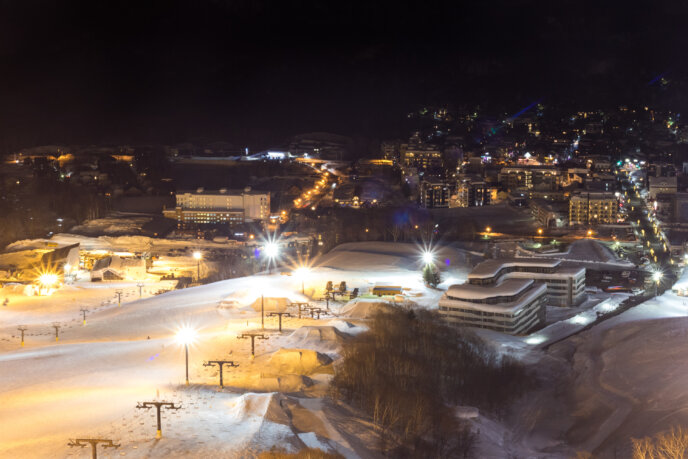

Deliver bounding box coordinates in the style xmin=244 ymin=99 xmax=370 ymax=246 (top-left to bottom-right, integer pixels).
xmin=267 ymin=348 xmax=334 ymax=376
xmin=339 ymin=298 xmax=395 ymax=318
xmin=284 ymin=326 xmax=350 ymax=352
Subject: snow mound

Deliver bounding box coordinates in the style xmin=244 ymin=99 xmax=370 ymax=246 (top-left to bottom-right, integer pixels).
xmin=250 ymin=296 xmax=290 ymax=313
xmin=340 ymin=298 xmax=396 ymax=318
xmin=284 ymin=326 xmax=350 ymax=352
xmin=224 ymin=392 xmax=303 ymax=452
xmin=268 ymin=348 xmax=334 ymax=375
xmin=227 ymin=392 xmax=291 ymax=425
xmin=329 ymin=319 xmax=368 ymax=335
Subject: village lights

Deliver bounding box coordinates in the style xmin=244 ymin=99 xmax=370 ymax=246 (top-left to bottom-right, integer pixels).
xmin=176 ymin=326 xmax=197 ymax=385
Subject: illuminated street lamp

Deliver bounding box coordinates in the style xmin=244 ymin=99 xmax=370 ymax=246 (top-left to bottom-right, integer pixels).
xmin=537 ymin=228 xmax=543 ymax=235
xmin=37 ymin=272 xmax=59 ymax=295
xmin=176 ymin=326 xmax=197 ymax=385
xmin=294 ymin=266 xmax=310 ymax=294
xmin=263 ymin=241 xmax=279 ymax=273
xmin=193 ymin=251 xmax=202 ymax=281
xmin=422 ymin=250 xmax=434 ymax=265
xmin=652 ymin=270 xmax=664 ymax=297
xmin=485 ymin=226 xmax=491 ymax=233
xmin=587 ymin=229 xmax=593 ymax=237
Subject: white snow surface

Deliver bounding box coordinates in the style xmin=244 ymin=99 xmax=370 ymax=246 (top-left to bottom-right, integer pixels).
xmin=0 ymin=241 xmax=469 ymax=458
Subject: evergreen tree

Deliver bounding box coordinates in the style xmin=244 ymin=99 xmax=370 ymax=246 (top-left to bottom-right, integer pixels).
xmin=422 ymin=264 xmax=441 ymax=287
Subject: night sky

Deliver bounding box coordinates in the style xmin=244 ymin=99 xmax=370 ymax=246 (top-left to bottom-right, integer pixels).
xmin=0 ymin=0 xmax=686 ymax=148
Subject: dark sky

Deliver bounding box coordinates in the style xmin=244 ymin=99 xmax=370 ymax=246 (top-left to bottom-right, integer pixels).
xmin=0 ymin=0 xmax=686 ymax=148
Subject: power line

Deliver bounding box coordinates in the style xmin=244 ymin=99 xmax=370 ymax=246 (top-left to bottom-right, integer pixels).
xmin=135 ymin=401 xmax=182 ymax=438
xmin=203 ymin=360 xmax=239 ymax=387
xmin=67 ymin=438 xmax=119 ymax=459
xmin=237 ymin=332 xmax=268 ymax=358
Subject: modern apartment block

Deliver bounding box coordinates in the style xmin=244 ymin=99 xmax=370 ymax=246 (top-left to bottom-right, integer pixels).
xmin=439 ymin=258 xmax=586 ymax=335
xmin=569 ymin=191 xmax=618 ymax=226
xmin=466 ymin=258 xmax=586 ymax=307
xmin=438 ymin=278 xmax=547 ymax=334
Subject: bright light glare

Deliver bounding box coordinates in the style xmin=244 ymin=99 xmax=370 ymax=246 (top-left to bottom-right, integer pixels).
xmin=653 ymin=271 xmax=664 ymax=282
xmin=422 ymin=251 xmax=434 ymax=265
xmin=193 ymin=251 xmax=202 ymax=260
xmin=264 ymin=242 xmax=279 ymax=258
xmin=38 ymin=273 xmax=58 ymax=287
xmin=175 ymin=326 xmax=197 ymax=345
xmin=294 ymin=267 xmax=310 ymax=277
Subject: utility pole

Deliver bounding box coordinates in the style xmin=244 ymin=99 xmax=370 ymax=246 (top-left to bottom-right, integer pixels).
xmin=68 ymin=438 xmax=119 ymax=459
xmin=261 ymin=295 xmax=265 ymax=330
xmin=115 ymin=290 xmax=123 ymax=307
xmin=238 ymin=333 xmax=268 ymax=358
xmin=137 ymin=282 xmax=144 ymax=298
xmin=52 ymin=323 xmax=61 ymax=342
xmin=268 ymin=312 xmax=291 ymax=332
xmin=80 ymin=308 xmax=88 ymax=325
xmin=136 ymin=401 xmax=182 ymax=438
xmin=203 ymin=360 xmax=239 ymax=387
xmin=17 ymin=325 xmax=27 ymax=347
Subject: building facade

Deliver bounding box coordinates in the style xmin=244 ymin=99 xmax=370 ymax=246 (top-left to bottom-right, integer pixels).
xmin=569 ymin=191 xmax=618 ymax=226
xmin=452 ymin=175 xmax=490 ymax=207
xmin=164 ymin=187 xmax=270 ymax=226
xmin=420 ymin=179 xmax=452 ymax=208
xmin=466 ymin=258 xmax=586 ymax=307
xmin=498 ymin=166 xmax=562 ymax=192
xmin=439 ymin=278 xmax=547 ymax=334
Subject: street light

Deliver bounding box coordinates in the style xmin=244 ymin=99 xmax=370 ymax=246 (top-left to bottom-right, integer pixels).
xmin=652 ymin=270 xmax=664 ymax=297
xmin=422 ymin=250 xmax=434 ymax=265
xmin=263 ymin=241 xmax=279 ymax=273
xmin=193 ymin=251 xmax=202 ymax=281
xmin=176 ymin=326 xmax=197 ymax=385
xmin=294 ymin=266 xmax=310 ymax=294
xmin=537 ymin=228 xmax=543 ymax=235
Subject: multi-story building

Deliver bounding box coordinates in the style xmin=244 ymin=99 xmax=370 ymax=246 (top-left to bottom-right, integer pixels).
xmin=401 ymin=132 xmax=442 ymax=170
xmin=569 ymin=191 xmax=618 ymax=226
xmin=465 ymin=258 xmax=586 ymax=307
xmin=452 ymin=175 xmax=490 ymax=207
xmin=380 ymin=141 xmax=400 ymax=162
xmin=438 ymin=278 xmax=547 ymax=334
xmin=530 ymin=199 xmax=568 ymax=228
xmin=498 ymin=166 xmax=562 ymax=192
xmin=420 ymin=179 xmax=452 ymax=208
xmin=163 ymin=187 xmax=270 ymax=227
xmin=648 ymin=176 xmax=677 ymax=199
